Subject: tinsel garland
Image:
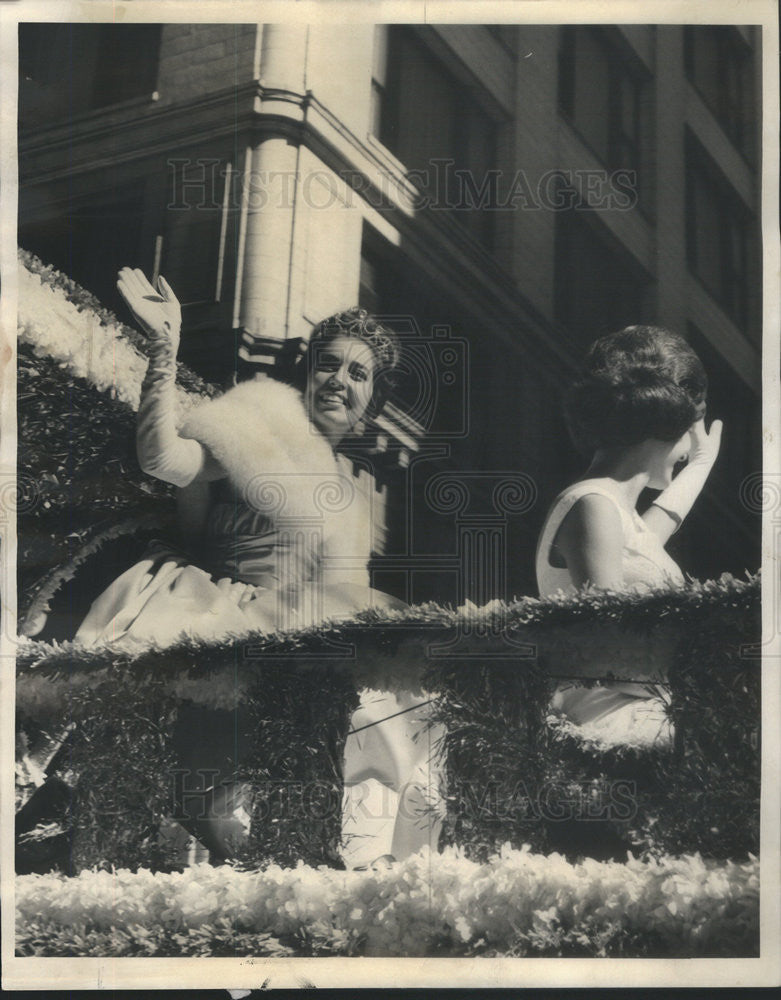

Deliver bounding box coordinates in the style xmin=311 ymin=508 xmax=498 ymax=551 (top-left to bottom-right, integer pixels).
xmin=423 ymin=577 xmax=759 ymax=861
xmin=16 ymin=349 xmax=176 ymax=619
xmin=234 ymin=662 xmax=361 ymax=870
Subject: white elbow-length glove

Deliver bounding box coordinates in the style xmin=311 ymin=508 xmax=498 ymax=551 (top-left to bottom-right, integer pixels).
xmin=117 ymin=268 xmax=203 ymax=487
xmin=652 ymin=418 xmax=723 ymax=530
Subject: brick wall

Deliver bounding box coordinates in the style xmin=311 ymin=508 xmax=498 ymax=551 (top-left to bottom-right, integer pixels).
xmin=155 ymin=23 xmax=257 ymax=104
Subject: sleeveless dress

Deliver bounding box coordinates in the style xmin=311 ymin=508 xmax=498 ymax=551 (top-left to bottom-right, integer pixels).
xmin=535 ymin=479 xmax=684 ymax=747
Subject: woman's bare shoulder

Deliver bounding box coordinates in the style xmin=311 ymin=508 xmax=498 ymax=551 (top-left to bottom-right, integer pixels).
xmin=554 ymin=491 xmax=624 ymax=552
xmin=561 ymin=490 xmax=622 ymax=525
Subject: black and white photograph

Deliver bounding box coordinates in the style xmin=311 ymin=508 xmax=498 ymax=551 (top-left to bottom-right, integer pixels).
xmin=2 ymin=0 xmax=779 ymax=990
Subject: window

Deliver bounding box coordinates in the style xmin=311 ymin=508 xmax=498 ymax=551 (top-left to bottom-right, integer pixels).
xmin=558 ymin=27 xmax=649 ymax=198
xmin=684 ymin=27 xmax=756 ymax=162
xmin=554 ymin=209 xmax=651 ymax=346
xmin=359 ymin=236 xmax=466 ymax=441
xmin=19 ymin=22 xmax=161 ymax=129
xmin=163 ymin=159 xmax=229 ymax=308
xmin=371 ymin=26 xmax=499 ymax=247
xmin=686 ymin=138 xmax=755 ymax=334
xmin=90 ymin=24 xmax=162 ymax=108
xmin=159 ymin=156 xmax=243 ymax=380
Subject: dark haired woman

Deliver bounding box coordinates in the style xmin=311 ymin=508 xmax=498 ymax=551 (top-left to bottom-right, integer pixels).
xmin=535 ymin=325 xmax=722 ymax=745
xmin=72 ymin=268 xmax=442 ymax=865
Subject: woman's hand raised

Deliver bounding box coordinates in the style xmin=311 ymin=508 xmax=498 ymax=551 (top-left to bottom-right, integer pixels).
xmin=126 ymin=267 xmax=209 ymax=487
xmin=647 ymin=416 xmax=724 ymax=541
xmin=117 ymin=268 xmax=182 ymax=354
xmin=687 ymin=417 xmax=723 ymax=470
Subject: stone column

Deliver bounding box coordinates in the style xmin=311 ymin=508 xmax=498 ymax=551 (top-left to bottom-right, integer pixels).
xmin=238 ymin=24 xmax=308 ymax=347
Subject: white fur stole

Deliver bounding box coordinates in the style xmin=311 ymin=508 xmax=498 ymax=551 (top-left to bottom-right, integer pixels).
xmin=180 ymin=377 xmax=372 ymax=570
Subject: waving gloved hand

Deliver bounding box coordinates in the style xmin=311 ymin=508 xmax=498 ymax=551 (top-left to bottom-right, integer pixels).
xmin=117 ymin=267 xmax=182 ymax=353
xmin=118 ymin=268 xmax=204 ymax=488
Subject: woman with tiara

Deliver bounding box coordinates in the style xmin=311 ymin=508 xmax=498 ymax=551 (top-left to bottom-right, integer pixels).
xmin=535 ymin=325 xmax=722 ymax=746
xmin=69 ymin=267 xmax=442 ymax=867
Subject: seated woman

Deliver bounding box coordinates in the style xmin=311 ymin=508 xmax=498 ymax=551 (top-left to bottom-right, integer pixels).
xmin=535 ymin=325 xmax=722 ymax=746
xmin=73 ymin=268 xmax=443 ymax=865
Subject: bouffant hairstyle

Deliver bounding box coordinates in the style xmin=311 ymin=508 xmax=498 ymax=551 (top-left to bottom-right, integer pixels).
xmin=294 ymin=307 xmax=401 ymax=413
xmin=565 ymin=326 xmax=707 ymax=454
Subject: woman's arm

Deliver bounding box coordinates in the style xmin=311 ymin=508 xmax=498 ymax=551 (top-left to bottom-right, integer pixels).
xmin=177 ymin=478 xmax=213 ymax=546
xmin=554 ymin=493 xmax=625 ymax=590
xmin=642 ymin=418 xmax=723 ymax=544
xmin=118 ymin=268 xmax=212 ymax=487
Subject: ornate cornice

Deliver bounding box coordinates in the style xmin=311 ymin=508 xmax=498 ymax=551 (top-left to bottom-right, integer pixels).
xmin=19 ymin=83 xmax=261 ymax=183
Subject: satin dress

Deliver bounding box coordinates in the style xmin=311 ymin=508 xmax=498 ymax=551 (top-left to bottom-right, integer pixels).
xmin=74 ymin=476 xmax=443 ymax=866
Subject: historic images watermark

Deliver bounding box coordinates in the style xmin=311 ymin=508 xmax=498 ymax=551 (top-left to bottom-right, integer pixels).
xmin=169 ymin=772 xmax=639 ymax=824
xmin=167 ymin=157 xmax=639 ymax=214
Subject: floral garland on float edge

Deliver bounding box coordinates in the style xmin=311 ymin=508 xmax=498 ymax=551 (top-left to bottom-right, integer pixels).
xmin=15 ymin=846 xmax=758 ymax=958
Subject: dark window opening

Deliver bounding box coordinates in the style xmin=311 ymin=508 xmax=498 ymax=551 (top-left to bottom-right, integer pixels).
xmin=558 ymin=26 xmax=649 ymax=202
xmin=19 ymin=22 xmax=161 ymax=130
xmin=687 ymin=323 xmax=760 ymax=500
xmin=685 ymin=137 xmax=756 ymax=336
xmin=371 ymin=25 xmax=500 ymax=248
xmin=360 ymin=227 xmax=557 ymax=603
xmin=91 ymin=24 xmax=162 ymax=108
xmin=160 ymin=158 xmax=243 ymax=381
xmin=19 ymin=188 xmax=147 ymax=315
xmin=684 ymin=26 xmax=756 ymax=162
xmin=669 ymin=322 xmax=761 ymax=578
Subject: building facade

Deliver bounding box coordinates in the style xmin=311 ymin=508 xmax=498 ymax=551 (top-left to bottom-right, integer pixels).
xmin=18 ymin=21 xmax=762 ymax=600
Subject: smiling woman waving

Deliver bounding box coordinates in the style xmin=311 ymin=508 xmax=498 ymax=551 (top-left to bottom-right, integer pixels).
xmin=70 ymin=268 xmax=443 ymax=869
